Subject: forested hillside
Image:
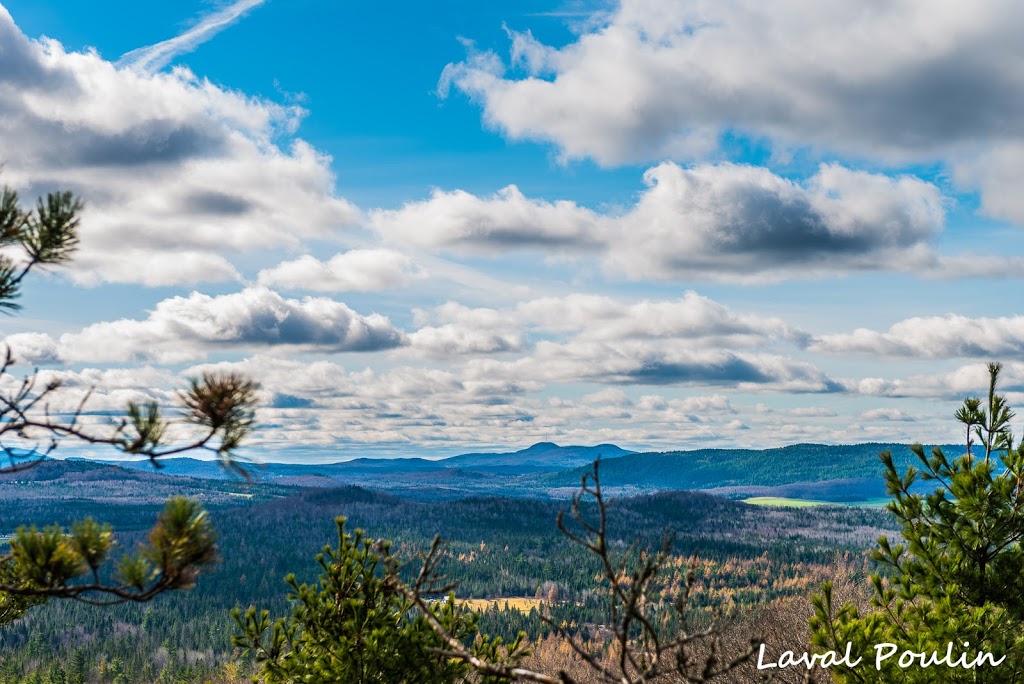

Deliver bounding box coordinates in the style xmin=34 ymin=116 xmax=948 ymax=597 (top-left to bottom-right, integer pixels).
xmin=86 ymin=442 xmax=956 ymax=504
xmin=0 ymin=464 xmax=892 ymax=683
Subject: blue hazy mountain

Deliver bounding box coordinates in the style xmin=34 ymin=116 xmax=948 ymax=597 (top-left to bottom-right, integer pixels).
xmin=442 ymin=442 xmax=632 ymax=471
xmin=72 ymin=441 xmax=968 ymax=503
xmin=86 ymin=442 xmax=634 ymax=481
xmin=536 ymin=442 xmax=964 ymax=502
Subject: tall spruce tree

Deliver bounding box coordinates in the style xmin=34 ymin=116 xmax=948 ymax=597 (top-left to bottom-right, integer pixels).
xmin=0 ymin=184 xmax=258 ymax=623
xmin=811 ymin=363 xmax=1024 ymax=683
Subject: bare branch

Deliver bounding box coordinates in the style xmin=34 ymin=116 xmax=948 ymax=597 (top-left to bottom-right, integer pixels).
xmin=388 ymin=460 xmax=759 ymax=684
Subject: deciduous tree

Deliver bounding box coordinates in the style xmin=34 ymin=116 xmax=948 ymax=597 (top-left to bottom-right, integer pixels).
xmin=391 ymin=462 xmax=760 ymax=683
xmin=240 ymin=462 xmax=762 ymax=683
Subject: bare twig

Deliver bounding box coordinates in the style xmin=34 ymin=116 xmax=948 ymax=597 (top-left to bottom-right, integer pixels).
xmin=386 ymin=460 xmax=761 ymax=684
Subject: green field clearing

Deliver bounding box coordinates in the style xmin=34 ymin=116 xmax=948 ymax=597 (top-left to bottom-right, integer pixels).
xmin=742 ymin=497 xmax=828 ymax=508
xmin=852 ymin=498 xmax=891 ymax=508
xmin=743 ymin=496 xmax=893 ymax=509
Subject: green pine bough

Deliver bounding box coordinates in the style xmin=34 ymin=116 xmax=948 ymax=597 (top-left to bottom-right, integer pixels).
xmin=0 ymin=183 xmax=258 ymax=623
xmin=811 ymin=363 xmax=1024 ymax=683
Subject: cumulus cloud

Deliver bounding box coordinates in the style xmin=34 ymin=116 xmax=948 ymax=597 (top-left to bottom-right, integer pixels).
xmin=185 ymin=356 xmax=351 ymax=398
xmin=403 ymin=290 xmax=807 ymax=360
xmin=0 ymin=364 xmax=179 ymax=420
xmin=608 ymin=163 xmax=945 ymax=281
xmin=859 ymin=408 xmax=915 ymax=422
xmin=406 ymin=302 xmax=525 ymax=358
xmin=437 ymin=0 xmax=1024 ymax=225
xmin=407 ymin=325 xmax=524 ymax=358
xmin=517 ymin=290 xmax=807 ymax=343
xmin=4 ymin=287 xmax=404 ymax=364
xmin=9 ymin=350 xmax=955 ymax=455
xmin=370 ymin=185 xmax=604 ymax=253
xmin=0 ymin=7 xmax=358 ymax=285
xmin=850 ymin=362 xmax=1024 ymax=400
xmin=496 ymin=340 xmax=843 ymax=392
xmin=581 ymin=388 xmax=632 ymax=406
xmin=814 ymin=314 xmax=1024 ymax=359
xmin=3 ymin=332 xmax=62 ymax=365
xmin=953 ymin=143 xmax=1024 ymax=226
xmin=257 ymin=249 xmax=423 ymax=292
xmin=641 ymin=393 xmax=735 ymax=415
xmin=400 ymin=292 xmax=837 ymax=390
xmin=177 ymin=354 xmax=853 ymax=454
xmin=0 ymin=4 xmax=997 ymax=456
xmin=374 ymin=162 xmax=957 ymax=281
xmin=440 ymin=1 xmax=1024 ymax=162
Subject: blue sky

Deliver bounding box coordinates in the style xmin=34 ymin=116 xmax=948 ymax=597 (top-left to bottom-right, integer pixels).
xmin=2 ymin=0 xmax=1024 ymax=461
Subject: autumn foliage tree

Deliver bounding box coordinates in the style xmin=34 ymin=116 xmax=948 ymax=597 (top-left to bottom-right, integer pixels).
xmin=0 ymin=184 xmax=258 ymax=624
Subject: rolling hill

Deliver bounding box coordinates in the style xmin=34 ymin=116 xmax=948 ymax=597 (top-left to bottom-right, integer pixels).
xmin=69 ymin=441 xmax=971 ymax=504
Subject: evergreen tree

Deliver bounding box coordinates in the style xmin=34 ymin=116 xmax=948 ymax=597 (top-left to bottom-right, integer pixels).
xmin=236 ymin=465 xmax=759 ymax=683
xmin=811 ymin=363 xmax=1024 ymax=682
xmin=232 ymin=516 xmax=519 ymax=683
xmin=68 ymin=650 xmax=85 ymax=684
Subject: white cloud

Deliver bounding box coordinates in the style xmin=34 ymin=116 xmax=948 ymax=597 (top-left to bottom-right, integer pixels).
xmin=441 ymin=0 xmax=1024 ymax=224
xmin=370 ymin=184 xmax=604 ymax=253
xmin=257 ymin=249 xmax=423 ymax=292
xmin=441 ymin=1 xmax=1024 ymax=165
xmin=814 ymin=314 xmax=1024 ymax=359
xmin=608 ymin=163 xmax=944 ymax=281
xmin=407 ymin=325 xmax=524 ymax=358
xmin=850 ymin=362 xmax=1024 ymax=400
xmin=637 ymin=393 xmax=735 ymax=415
xmin=69 ymin=249 xmax=241 ymax=287
xmin=373 ymin=163 xmax=957 ymax=282
xmin=405 ymin=301 xmax=525 ymax=358
xmin=952 ymin=143 xmax=1024 ymax=226
xmin=178 ymin=355 xmax=834 ymax=453
xmin=486 ymin=340 xmax=842 ymax=392
xmin=581 ymin=388 xmax=631 ymax=406
xmin=787 ymin=407 xmax=836 ymax=418
xmin=2 ymin=4 xmax=1013 ymax=456
xmin=4 ymin=287 xmax=404 ymax=364
xmin=0 ymin=7 xmax=358 ymax=286
xmin=118 ymin=0 xmax=268 ymax=73
xmin=517 ymin=290 xmax=806 ymax=343
xmin=403 ymin=290 xmax=807 ymax=360
xmin=0 ymin=364 xmax=178 ymax=416
xmin=29 ymin=346 xmax=968 ymax=455
xmin=185 ymin=355 xmax=351 ymax=398
xmin=859 ymin=408 xmax=915 ymax=422
xmin=3 ymin=332 xmax=61 ymax=365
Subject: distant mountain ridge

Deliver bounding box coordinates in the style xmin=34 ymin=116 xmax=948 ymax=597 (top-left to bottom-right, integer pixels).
xmin=83 ymin=442 xmax=634 ymax=480
xmin=538 ymin=442 xmax=964 ymax=502
xmin=67 ymin=441 xmax=969 ymax=504
xmin=444 ymin=442 xmax=632 ymax=471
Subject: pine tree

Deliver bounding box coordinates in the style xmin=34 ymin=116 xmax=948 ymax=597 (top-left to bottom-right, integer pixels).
xmin=811 ymin=363 xmax=1024 ymax=683
xmin=232 ymin=517 xmax=518 ymax=684
xmin=0 ymin=184 xmax=258 ymax=623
